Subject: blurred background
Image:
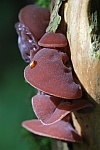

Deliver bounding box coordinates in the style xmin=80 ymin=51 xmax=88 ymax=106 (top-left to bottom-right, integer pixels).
xmin=0 ymin=0 xmax=53 ymax=150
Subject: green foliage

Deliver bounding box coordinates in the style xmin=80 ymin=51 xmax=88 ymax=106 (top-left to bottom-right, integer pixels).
xmin=35 ymin=0 xmax=50 ymax=8
xmin=21 ymin=129 xmax=52 ymax=150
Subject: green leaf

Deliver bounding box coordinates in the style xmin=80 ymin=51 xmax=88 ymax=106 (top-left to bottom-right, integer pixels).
xmin=35 ymin=0 xmax=50 ymax=8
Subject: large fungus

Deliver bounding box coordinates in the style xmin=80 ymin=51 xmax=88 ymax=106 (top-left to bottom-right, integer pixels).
xmin=19 ymin=5 xmax=50 ymax=40
xmin=24 ymin=48 xmax=82 ymax=99
xmin=15 ymin=4 xmax=95 ymax=144
xmin=22 ymin=116 xmax=82 ymax=142
xmin=38 ymin=32 xmax=68 ymax=48
xmin=32 ymin=94 xmax=93 ymax=125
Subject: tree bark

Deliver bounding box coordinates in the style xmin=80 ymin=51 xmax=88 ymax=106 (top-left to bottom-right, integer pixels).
xmin=51 ymin=0 xmax=100 ymax=149
xmin=66 ymin=0 xmax=100 ymax=149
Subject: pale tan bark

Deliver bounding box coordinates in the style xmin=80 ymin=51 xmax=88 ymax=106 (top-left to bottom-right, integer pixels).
xmin=66 ymin=0 xmax=100 ymax=104
xmin=65 ymin=1 xmax=100 ymax=149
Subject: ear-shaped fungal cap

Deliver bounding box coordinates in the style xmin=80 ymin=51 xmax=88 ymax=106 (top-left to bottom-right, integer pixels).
xmin=19 ymin=5 xmax=50 ymax=40
xmin=22 ymin=116 xmax=82 ymax=142
xmin=24 ymin=48 xmax=82 ymax=99
xmin=38 ymin=32 xmax=68 ymax=48
xmin=32 ymin=94 xmax=94 ymax=125
xmin=32 ymin=95 xmax=62 ymax=125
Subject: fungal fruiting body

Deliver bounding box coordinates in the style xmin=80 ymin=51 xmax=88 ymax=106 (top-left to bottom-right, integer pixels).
xmin=15 ymin=4 xmax=93 ymax=143
xmin=22 ymin=116 xmax=82 ymax=142
xmin=24 ymin=48 xmax=82 ymax=99
xmin=15 ymin=22 xmax=39 ymax=63
xmin=18 ymin=4 xmax=50 ymax=40
xmin=32 ymin=94 xmax=93 ymax=125
xmin=38 ymin=32 xmax=68 ymax=48
xmin=15 ymin=4 xmax=50 ymax=63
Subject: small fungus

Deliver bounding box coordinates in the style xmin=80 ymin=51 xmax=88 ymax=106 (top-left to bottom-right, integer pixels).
xmin=38 ymin=32 xmax=68 ymax=48
xmin=15 ymin=22 xmax=39 ymax=63
xmin=19 ymin=5 xmax=50 ymax=40
xmin=22 ymin=116 xmax=82 ymax=142
xmin=32 ymin=94 xmax=62 ymax=125
xmin=32 ymin=94 xmax=94 ymax=125
xmin=24 ymin=48 xmax=82 ymax=99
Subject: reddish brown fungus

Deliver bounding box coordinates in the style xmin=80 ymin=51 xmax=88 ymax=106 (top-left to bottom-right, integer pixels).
xmin=32 ymin=94 xmax=62 ymax=125
xmin=38 ymin=32 xmax=68 ymax=48
xmin=19 ymin=5 xmax=50 ymax=40
xmin=32 ymin=94 xmax=93 ymax=125
xmin=24 ymin=48 xmax=82 ymax=99
xmin=22 ymin=116 xmax=82 ymax=142
xmin=15 ymin=4 xmax=95 ymax=144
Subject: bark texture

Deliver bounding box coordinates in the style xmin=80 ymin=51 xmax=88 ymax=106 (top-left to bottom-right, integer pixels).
xmin=66 ymin=1 xmax=100 ymax=149
xmin=51 ymin=0 xmax=100 ymax=150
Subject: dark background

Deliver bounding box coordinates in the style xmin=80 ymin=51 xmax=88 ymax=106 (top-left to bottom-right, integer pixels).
xmin=0 ymin=0 xmax=52 ymax=150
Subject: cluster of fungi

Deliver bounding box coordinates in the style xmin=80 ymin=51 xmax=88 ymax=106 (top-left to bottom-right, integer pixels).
xmin=15 ymin=4 xmax=93 ymax=143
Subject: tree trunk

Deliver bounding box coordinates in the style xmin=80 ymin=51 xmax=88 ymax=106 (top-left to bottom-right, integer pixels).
xmin=51 ymin=0 xmax=100 ymax=149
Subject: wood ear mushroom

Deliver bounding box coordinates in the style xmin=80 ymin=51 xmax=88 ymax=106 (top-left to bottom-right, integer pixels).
xmin=15 ymin=3 xmax=94 ymax=143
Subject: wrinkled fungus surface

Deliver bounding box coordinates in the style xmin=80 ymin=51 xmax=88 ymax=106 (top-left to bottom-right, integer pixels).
xmin=15 ymin=22 xmax=39 ymax=63
xmin=24 ymin=48 xmax=82 ymax=99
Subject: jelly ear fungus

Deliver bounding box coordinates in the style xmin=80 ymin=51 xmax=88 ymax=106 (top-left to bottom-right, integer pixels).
xmin=38 ymin=32 xmax=69 ymax=54
xmin=15 ymin=4 xmax=94 ymax=143
xmin=24 ymin=48 xmax=82 ymax=99
xmin=22 ymin=115 xmax=82 ymax=143
xmin=32 ymin=94 xmax=93 ymax=125
xmin=18 ymin=4 xmax=50 ymax=40
xmin=15 ymin=4 xmax=50 ymax=63
xmin=15 ymin=23 xmax=39 ymax=63
xmin=38 ymin=32 xmax=68 ymax=48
